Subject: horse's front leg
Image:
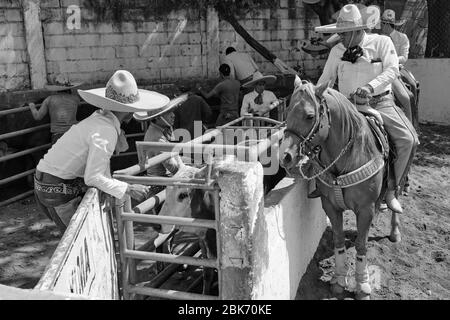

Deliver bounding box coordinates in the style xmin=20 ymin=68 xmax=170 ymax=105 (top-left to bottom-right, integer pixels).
xmin=354 ymin=205 xmax=376 ymax=300
xmin=322 ymin=198 xmax=347 ymax=295
xmin=389 ymin=209 xmax=402 ymax=243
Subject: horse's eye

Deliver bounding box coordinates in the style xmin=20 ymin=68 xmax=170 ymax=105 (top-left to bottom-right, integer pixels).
xmin=177 ymin=192 xmax=189 ymax=202
xmin=306 ymin=114 xmax=315 ymax=120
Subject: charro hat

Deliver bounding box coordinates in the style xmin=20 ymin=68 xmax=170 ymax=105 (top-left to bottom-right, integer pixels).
xmin=133 ymin=94 xmax=188 ymax=121
xmin=78 ymin=70 xmax=170 ymax=113
xmin=242 ymin=72 xmax=277 ymax=88
xmin=381 ymin=9 xmax=405 ymax=26
xmin=302 ymin=0 xmax=321 ymax=4
xmin=315 ymin=4 xmax=380 ymax=33
xmin=44 ymin=81 xmax=84 ymax=92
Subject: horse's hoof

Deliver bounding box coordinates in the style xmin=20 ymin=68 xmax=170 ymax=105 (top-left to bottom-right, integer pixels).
xmin=389 ymin=232 xmax=402 ymax=243
xmin=355 ymin=291 xmax=371 ymax=300
xmin=331 ymin=283 xmax=346 ymax=295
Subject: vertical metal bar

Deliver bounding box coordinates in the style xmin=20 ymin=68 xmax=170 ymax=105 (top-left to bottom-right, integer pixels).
xmin=124 ymin=196 xmax=137 ymax=288
xmin=213 ymin=189 xmax=222 ymax=299
xmin=114 ymin=197 xmax=129 ymax=300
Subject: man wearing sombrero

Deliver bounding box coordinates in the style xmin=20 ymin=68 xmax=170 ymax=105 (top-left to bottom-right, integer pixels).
xmin=34 ymin=70 xmax=168 ymax=232
xmin=315 ymin=4 xmax=419 ymax=294
xmin=240 ymin=72 xmax=278 ymax=117
xmin=28 ymin=82 xmax=83 ymax=144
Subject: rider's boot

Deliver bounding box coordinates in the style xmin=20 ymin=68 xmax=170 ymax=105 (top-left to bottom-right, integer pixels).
xmin=355 ymin=255 xmax=371 ymax=300
xmin=330 ymin=247 xmax=348 ymax=294
xmin=385 ymin=189 xmax=403 ymax=213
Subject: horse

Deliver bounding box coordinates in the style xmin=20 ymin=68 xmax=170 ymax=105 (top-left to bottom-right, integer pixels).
xmin=279 ymin=81 xmax=401 ymax=300
xmin=157 ymin=165 xmax=218 ymax=295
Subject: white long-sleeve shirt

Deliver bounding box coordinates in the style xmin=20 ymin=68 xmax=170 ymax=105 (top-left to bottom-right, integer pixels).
xmin=224 ymin=52 xmax=259 ymax=81
xmin=318 ymin=33 xmax=399 ymax=97
xmin=37 ymin=110 xmax=128 ymax=199
xmin=240 ymin=90 xmax=278 ymax=116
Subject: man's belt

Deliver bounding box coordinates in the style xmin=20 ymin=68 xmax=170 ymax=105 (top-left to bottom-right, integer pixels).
xmin=372 ymin=90 xmax=391 ymax=99
xmin=351 ymin=90 xmax=391 ymax=105
xmin=34 ymin=170 xmax=83 ymax=195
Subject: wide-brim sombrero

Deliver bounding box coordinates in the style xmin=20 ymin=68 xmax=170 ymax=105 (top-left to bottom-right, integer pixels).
xmin=78 ymin=88 xmax=170 ymax=113
xmin=302 ymin=42 xmax=330 ymax=56
xmin=45 ymin=82 xmax=85 ymax=92
xmin=242 ymin=72 xmax=277 ymax=88
xmin=133 ymin=94 xmax=188 ymax=121
xmin=316 ymin=4 xmax=380 ymax=33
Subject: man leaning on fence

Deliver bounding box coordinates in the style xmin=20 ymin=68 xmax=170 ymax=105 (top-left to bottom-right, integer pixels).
xmin=34 ymin=70 xmax=170 ymax=232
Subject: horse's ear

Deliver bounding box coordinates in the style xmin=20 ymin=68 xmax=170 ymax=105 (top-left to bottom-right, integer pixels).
xmin=315 ymin=81 xmax=331 ymax=98
xmin=294 ymin=75 xmax=302 ymax=89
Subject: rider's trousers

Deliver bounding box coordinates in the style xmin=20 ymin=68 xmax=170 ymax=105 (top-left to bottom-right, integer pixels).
xmin=369 ymin=94 xmax=419 ymax=191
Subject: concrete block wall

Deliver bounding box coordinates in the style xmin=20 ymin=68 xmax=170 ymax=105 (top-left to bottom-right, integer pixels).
xmin=0 ymin=1 xmax=31 ymax=92
xmin=41 ymin=0 xmax=207 ymax=86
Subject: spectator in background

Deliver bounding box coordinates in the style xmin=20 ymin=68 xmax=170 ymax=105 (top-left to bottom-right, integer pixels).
xmin=197 ymin=64 xmax=240 ymax=127
xmin=240 ymin=72 xmax=278 ymax=117
xmin=224 ymin=47 xmax=260 ymax=85
xmin=28 ymin=82 xmax=83 ymax=145
xmin=380 ymin=9 xmax=413 ymax=122
xmin=173 ymin=85 xmax=212 ymax=140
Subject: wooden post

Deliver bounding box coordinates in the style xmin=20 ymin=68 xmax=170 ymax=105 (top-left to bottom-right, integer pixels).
xmin=21 ymin=0 xmax=47 ymax=89
xmin=206 ymin=6 xmax=220 ymax=78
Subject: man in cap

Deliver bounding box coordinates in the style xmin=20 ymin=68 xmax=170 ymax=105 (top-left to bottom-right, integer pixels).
xmin=28 ymin=82 xmax=83 ymax=145
xmin=315 ymin=4 xmax=418 ymax=213
xmin=240 ymin=72 xmax=278 ymax=117
xmin=380 ymin=9 xmax=413 ymax=122
xmin=224 ymin=47 xmax=260 ymax=85
xmin=34 ymin=70 xmax=169 ymax=232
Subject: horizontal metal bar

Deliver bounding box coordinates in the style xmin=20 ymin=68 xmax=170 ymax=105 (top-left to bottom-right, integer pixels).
xmin=113 ymin=152 xmax=179 ymax=176
xmin=136 ymin=228 xmax=176 ymax=252
xmin=127 ymin=285 xmax=218 ymax=300
xmin=121 ymin=212 xmax=216 ymax=229
xmin=0 ymin=168 xmax=35 ymax=186
xmin=136 ymin=141 xmax=250 ymax=154
xmin=0 ymin=144 xmax=51 ymax=163
xmin=124 ymin=133 xmax=144 ymax=139
xmin=111 ymin=151 xmax=137 ymax=158
xmin=133 ymin=190 xmax=166 ymax=214
xmin=0 ymin=123 xmax=50 ymax=140
xmin=113 ymin=175 xmax=217 ymax=189
xmin=0 ymin=104 xmax=41 ymax=116
xmin=0 ymin=190 xmax=34 ymax=208
xmin=124 ymin=249 xmax=218 ymax=268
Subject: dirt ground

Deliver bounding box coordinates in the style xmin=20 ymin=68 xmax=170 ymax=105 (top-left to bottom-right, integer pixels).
xmin=0 ymin=122 xmax=449 ymax=299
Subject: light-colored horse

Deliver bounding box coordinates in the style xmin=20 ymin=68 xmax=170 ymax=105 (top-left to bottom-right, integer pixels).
xmin=279 ymin=81 xmax=401 ymax=299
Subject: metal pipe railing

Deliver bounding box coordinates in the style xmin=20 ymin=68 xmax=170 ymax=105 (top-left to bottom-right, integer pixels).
xmin=0 ymin=168 xmax=35 ymax=186
xmin=0 ymin=190 xmax=34 ymax=208
xmin=121 ymin=212 xmax=216 ymax=229
xmin=0 ymin=123 xmax=50 ymax=141
xmin=124 ymin=249 xmax=218 ymax=268
xmin=0 ymin=144 xmax=51 ymax=163
xmin=128 ymin=285 xmax=218 ymax=300
xmin=133 ymin=190 xmax=166 ymax=214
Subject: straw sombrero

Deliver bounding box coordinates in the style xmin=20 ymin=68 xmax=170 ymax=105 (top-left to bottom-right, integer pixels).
xmin=381 ymin=9 xmax=406 ymax=26
xmin=45 ymin=82 xmax=84 ymax=92
xmin=242 ymin=72 xmax=277 ymax=88
xmin=78 ymin=70 xmax=170 ymax=113
xmin=316 ymin=4 xmax=380 ymax=33
xmin=133 ymin=94 xmax=188 ymax=121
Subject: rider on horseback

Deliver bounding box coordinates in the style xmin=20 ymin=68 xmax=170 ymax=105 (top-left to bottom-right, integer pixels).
xmin=314 ymin=4 xmax=419 ymax=214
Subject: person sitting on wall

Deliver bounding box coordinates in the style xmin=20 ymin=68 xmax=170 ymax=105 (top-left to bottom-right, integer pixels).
xmin=28 ymin=82 xmax=83 ymax=145
xmin=197 ymin=64 xmax=241 ymax=127
xmin=34 ymin=70 xmax=169 ymax=233
xmin=380 ymin=9 xmax=413 ymax=122
xmin=173 ymin=85 xmax=212 ymax=139
xmin=224 ymin=46 xmax=260 ymax=85
xmin=240 ymin=72 xmax=278 ymax=118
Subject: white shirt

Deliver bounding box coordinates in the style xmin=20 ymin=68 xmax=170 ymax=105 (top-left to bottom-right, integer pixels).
xmin=241 ymin=90 xmax=278 ymax=116
xmin=225 ymin=52 xmax=259 ymax=81
xmin=318 ymin=33 xmax=399 ymax=98
xmin=37 ymin=110 xmax=128 ymax=199
xmin=390 ymin=29 xmax=409 ymax=63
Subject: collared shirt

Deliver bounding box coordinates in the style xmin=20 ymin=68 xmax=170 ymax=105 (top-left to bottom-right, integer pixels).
xmin=390 ymin=29 xmax=409 ymax=62
xmin=224 ymin=52 xmax=259 ymax=81
xmin=37 ymin=110 xmax=128 ymax=199
xmin=240 ymin=90 xmax=278 ymax=116
xmin=144 ymin=122 xmax=182 ymax=177
xmin=318 ymin=33 xmax=399 ymax=98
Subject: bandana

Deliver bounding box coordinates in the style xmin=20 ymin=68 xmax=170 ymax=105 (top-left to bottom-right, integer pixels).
xmin=341 ymin=45 xmax=364 ymax=63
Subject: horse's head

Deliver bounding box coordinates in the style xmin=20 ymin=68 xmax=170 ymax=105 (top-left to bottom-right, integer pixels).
xmin=280 ymin=81 xmax=330 ymax=172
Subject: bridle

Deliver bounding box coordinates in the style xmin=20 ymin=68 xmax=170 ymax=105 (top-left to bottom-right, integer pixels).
xmin=283 ymin=86 xmax=355 ymax=180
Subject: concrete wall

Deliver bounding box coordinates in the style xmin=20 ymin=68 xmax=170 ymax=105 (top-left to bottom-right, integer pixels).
xmin=1 ymin=0 xmax=326 ymax=91
xmin=405 ymin=58 xmax=450 ymax=125
xmin=0 ymin=1 xmax=31 ymax=91
xmin=252 ymin=177 xmax=327 ymax=299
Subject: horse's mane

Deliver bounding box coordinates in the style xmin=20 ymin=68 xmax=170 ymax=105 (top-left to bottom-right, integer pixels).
xmin=295 ymin=82 xmax=380 ymax=172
